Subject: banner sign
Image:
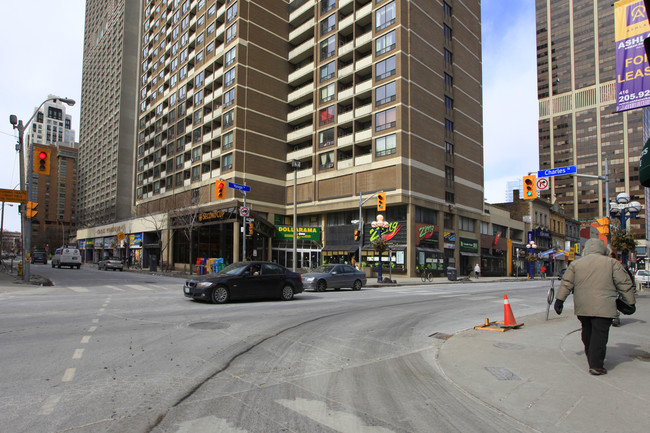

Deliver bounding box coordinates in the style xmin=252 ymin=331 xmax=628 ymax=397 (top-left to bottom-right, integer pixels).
xmin=615 ymin=0 xmax=650 ymax=111
xmin=275 ymin=226 xmax=321 ymax=241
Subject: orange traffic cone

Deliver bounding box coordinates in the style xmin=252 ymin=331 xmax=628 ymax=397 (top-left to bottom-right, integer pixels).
xmin=501 ymin=294 xmax=523 ymax=328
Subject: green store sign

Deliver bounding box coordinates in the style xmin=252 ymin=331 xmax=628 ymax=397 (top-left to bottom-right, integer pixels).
xmin=275 ymin=226 xmax=321 ymax=241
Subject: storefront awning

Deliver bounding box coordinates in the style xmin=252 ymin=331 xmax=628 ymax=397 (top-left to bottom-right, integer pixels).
xmin=416 ymin=247 xmax=442 ymax=253
xmin=460 ymin=252 xmax=480 ymax=257
xmin=322 ymin=244 xmax=359 ymax=252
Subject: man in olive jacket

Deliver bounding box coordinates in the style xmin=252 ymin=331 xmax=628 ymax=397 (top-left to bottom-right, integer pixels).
xmin=555 ymin=238 xmax=636 ymax=375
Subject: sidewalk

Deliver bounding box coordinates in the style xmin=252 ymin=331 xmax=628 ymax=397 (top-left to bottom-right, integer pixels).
xmin=437 ymin=290 xmax=650 ymax=432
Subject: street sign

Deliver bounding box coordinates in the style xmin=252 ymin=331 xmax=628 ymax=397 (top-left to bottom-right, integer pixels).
xmin=537 ymin=166 xmax=577 ymax=178
xmin=536 ymin=177 xmax=549 ymax=190
xmin=239 ymin=206 xmax=250 ymax=217
xmin=0 ymin=188 xmax=27 ymax=203
xmin=228 ymin=182 xmax=251 ymax=192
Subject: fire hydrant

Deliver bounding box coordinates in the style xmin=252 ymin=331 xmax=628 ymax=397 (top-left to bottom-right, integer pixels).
xmin=17 ymin=261 xmax=23 ymax=277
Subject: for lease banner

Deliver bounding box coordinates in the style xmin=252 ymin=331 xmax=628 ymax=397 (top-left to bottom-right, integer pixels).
xmin=615 ymin=0 xmax=650 ymax=111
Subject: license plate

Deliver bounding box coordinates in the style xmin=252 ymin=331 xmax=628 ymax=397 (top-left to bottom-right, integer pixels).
xmin=184 ymin=287 xmax=190 ymax=294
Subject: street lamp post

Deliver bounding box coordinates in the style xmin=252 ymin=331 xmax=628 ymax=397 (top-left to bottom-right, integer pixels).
xmin=526 ymin=240 xmax=537 ymax=279
xmin=291 ymin=159 xmax=301 ymax=272
xmin=609 ymin=192 xmax=641 ymax=266
xmin=371 ymin=214 xmax=389 ymax=283
xmin=9 ymin=96 xmax=75 ymax=282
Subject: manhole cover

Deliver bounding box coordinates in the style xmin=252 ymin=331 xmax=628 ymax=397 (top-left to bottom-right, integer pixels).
xmin=189 ymin=322 xmax=229 ymax=330
xmin=485 ymin=367 xmax=521 ymax=381
xmin=429 ymin=332 xmax=452 ymax=340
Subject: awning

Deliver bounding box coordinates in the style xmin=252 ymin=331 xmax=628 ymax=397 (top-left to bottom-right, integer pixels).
xmin=416 ymin=247 xmax=443 ymax=253
xmin=322 ymin=244 xmax=359 ymax=252
xmin=460 ymin=252 xmax=480 ymax=257
xmin=539 ymin=249 xmax=555 ymax=257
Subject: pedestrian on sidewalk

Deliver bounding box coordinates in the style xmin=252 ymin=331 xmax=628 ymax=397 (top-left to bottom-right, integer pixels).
xmin=474 ymin=263 xmax=480 ymax=279
xmin=540 ymin=265 xmax=546 ymax=279
xmin=554 ymin=238 xmax=636 ymax=376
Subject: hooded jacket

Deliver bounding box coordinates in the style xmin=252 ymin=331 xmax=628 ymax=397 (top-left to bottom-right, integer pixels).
xmin=557 ymin=238 xmax=635 ymax=318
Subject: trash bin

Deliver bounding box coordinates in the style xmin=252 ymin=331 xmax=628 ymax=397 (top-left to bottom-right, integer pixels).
xmin=150 ymin=255 xmax=157 ymax=272
xmin=446 ymin=267 xmax=457 ymax=281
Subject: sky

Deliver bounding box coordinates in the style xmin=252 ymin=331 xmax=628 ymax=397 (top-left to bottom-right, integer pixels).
xmin=0 ymin=0 xmax=537 ymax=233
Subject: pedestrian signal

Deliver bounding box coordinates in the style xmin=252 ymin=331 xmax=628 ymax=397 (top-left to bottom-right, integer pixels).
xmin=354 ymin=230 xmax=360 ymax=241
xmin=26 ymin=201 xmax=38 ymax=218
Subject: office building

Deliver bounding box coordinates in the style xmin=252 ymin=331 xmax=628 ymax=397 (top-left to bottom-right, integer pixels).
xmin=536 ymin=0 xmax=646 ymax=237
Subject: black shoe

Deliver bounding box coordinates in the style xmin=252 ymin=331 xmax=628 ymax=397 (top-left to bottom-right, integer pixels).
xmin=589 ymin=368 xmax=607 ymax=375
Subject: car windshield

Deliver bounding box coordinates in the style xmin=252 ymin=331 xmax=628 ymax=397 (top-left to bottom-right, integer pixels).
xmin=312 ymin=265 xmax=336 ymax=273
xmin=218 ymin=262 xmax=250 ymax=276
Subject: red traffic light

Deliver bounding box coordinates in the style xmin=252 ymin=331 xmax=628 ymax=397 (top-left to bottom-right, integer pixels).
xmin=215 ymin=180 xmax=226 ymax=199
xmin=38 ymin=151 xmax=47 ymax=160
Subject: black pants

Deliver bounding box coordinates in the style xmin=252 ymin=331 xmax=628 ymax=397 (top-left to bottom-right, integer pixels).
xmin=578 ymin=316 xmax=612 ymax=369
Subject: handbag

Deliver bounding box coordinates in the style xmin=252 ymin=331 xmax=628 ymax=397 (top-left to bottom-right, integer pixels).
xmin=616 ymin=295 xmax=636 ymax=315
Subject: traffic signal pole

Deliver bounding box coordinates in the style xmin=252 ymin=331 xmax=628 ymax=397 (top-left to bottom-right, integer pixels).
xmin=357 ymin=191 xmax=383 ymax=270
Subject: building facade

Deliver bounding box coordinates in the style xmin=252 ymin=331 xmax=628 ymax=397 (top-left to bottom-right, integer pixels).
xmin=77 ymin=0 xmax=142 ymax=227
xmin=536 ymin=0 xmax=646 ymax=237
xmin=77 ymin=0 xmax=485 ymax=277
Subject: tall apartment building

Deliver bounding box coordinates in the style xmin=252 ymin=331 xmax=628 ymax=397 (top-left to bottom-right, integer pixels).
xmin=536 ymin=0 xmax=645 ymax=237
xmin=25 ymin=99 xmax=78 ymax=252
xmin=77 ymin=0 xmax=142 ymax=227
xmin=78 ymin=0 xmax=484 ymax=276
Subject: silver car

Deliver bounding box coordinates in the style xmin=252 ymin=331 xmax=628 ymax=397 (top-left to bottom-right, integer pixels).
xmin=301 ymin=264 xmax=366 ymax=292
xmin=98 ymin=257 xmax=124 ymax=271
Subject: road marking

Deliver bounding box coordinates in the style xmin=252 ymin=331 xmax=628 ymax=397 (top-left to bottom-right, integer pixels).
xmin=92 ymin=319 xmax=99 ymax=323
xmin=88 ymin=326 xmax=97 ymax=332
xmin=68 ymin=286 xmax=89 ymax=293
xmin=72 ymin=349 xmax=84 ymax=359
xmin=80 ymin=336 xmax=91 ymax=344
xmin=39 ymin=394 xmax=62 ymax=415
xmin=61 ymin=368 xmax=76 ymax=382
xmin=127 ymin=285 xmax=153 ymax=291
xmin=106 ymin=285 xmax=124 ymax=292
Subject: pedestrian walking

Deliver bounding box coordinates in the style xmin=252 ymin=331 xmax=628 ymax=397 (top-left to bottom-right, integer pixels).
xmin=540 ymin=265 xmax=546 ymax=279
xmin=474 ymin=263 xmax=480 ymax=279
xmin=554 ymin=238 xmax=636 ymax=375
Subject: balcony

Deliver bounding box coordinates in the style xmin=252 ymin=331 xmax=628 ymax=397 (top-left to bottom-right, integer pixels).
xmin=337 ymin=159 xmax=354 ymax=170
xmin=289 ymin=0 xmax=315 ymax=25
xmin=289 ymin=17 xmax=315 ymax=44
xmin=354 ymin=103 xmax=372 ymax=118
xmin=287 ymin=145 xmax=313 ymax=161
xmin=339 ymin=14 xmax=354 ymax=32
xmin=355 ymin=31 xmax=373 ymax=49
xmin=285 ymin=167 xmax=313 ymax=181
xmin=355 ymin=79 xmax=372 ymax=94
xmin=287 ymin=82 xmax=314 ymax=104
xmin=289 ymin=39 xmax=315 ymax=63
xmin=354 ymin=128 xmax=372 ymax=143
xmin=355 ymin=154 xmax=372 ymax=166
xmin=356 ymin=2 xmax=372 ymax=21
xmin=338 ymin=40 xmax=354 ymax=57
xmin=288 ymin=62 xmax=314 ymax=86
xmin=287 ymin=124 xmax=314 ymax=142
xmin=355 ymin=54 xmax=372 ymax=72
xmin=337 ymin=134 xmax=353 ymax=148
xmin=338 ymin=63 xmax=353 ymax=79
xmin=338 ymin=110 xmax=354 ymax=124
xmin=287 ymin=103 xmax=314 ymax=123
xmin=338 ymin=86 xmax=353 ymax=101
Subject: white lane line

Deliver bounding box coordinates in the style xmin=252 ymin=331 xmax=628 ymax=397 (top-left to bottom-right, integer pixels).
xmin=67 ymin=286 xmax=89 ymax=293
xmin=127 ymin=285 xmax=153 ymax=291
xmin=88 ymin=326 xmax=97 ymax=333
xmin=72 ymin=349 xmax=84 ymax=359
xmin=92 ymin=319 xmax=99 ymax=323
xmin=61 ymin=368 xmax=76 ymax=382
xmin=39 ymin=394 xmax=62 ymax=415
xmin=107 ymin=285 xmax=124 ymax=292
xmin=80 ymin=336 xmax=91 ymax=344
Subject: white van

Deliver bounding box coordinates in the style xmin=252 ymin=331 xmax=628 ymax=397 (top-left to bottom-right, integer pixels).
xmin=52 ymin=247 xmax=82 ymax=269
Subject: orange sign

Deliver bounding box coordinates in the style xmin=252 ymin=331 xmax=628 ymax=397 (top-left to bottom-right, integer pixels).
xmin=0 ymin=189 xmax=28 ymax=203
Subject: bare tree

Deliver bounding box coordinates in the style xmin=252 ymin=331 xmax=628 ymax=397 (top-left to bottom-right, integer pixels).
xmin=137 ymin=201 xmax=171 ymax=271
xmin=168 ymin=191 xmax=201 ymax=274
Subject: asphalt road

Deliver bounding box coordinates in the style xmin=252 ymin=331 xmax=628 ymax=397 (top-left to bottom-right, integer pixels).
xmin=0 ymin=265 xmax=551 ymax=433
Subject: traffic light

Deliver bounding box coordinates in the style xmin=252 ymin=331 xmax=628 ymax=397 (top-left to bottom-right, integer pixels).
xmin=248 ymin=222 xmax=254 ymax=235
xmin=377 ymin=192 xmax=386 ymax=211
xmin=34 ymin=147 xmax=51 ymax=175
xmin=354 ymin=229 xmax=360 ymax=241
xmin=215 ymin=180 xmax=226 ymax=199
xmin=523 ymin=175 xmax=537 ymax=200
xmin=26 ymin=201 xmax=38 ymax=218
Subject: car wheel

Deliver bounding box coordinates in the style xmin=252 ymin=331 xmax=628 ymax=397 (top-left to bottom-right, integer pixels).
xmin=119 ymin=268 xmax=123 ymax=272
xmin=211 ymin=286 xmax=229 ymax=304
xmin=317 ymin=280 xmax=327 ymax=292
xmin=280 ymin=285 xmax=294 ymax=301
xmin=58 ymin=264 xmax=61 ymax=269
xmin=352 ymin=280 xmax=362 ymax=291
xmin=52 ymin=262 xmax=55 ymax=268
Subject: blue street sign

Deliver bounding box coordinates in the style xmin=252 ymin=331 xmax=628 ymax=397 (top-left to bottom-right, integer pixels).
xmin=537 ymin=165 xmax=577 ymax=178
xmin=228 ymin=182 xmax=251 ymax=192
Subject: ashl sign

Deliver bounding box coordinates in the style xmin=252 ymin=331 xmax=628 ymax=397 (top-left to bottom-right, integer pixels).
xmin=537 ymin=165 xmax=577 ymax=178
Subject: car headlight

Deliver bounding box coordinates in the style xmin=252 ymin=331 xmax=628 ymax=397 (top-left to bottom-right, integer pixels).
xmin=196 ymin=281 xmax=215 ymax=289
xmin=303 ymin=277 xmax=314 ymax=283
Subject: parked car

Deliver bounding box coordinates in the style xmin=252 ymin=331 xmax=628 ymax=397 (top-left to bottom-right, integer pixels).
xmin=183 ymin=261 xmax=303 ymax=304
xmin=301 ymin=264 xmax=367 ymax=292
xmin=51 ymin=247 xmax=82 ymax=269
xmin=31 ymin=251 xmax=47 ymax=264
xmin=98 ymin=257 xmax=124 ymax=271
xmin=635 ymin=269 xmax=650 ymax=289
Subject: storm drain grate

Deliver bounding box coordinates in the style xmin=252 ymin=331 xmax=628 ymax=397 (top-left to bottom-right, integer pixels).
xmin=485 ymin=366 xmax=521 ymax=380
xmin=429 ymin=332 xmax=452 ymax=340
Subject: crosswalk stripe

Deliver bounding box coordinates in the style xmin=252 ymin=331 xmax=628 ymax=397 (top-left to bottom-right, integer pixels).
xmin=68 ymin=286 xmax=89 ymax=293
xmin=126 ymin=284 xmax=153 ymax=291
xmin=106 ymin=285 xmax=124 ymax=292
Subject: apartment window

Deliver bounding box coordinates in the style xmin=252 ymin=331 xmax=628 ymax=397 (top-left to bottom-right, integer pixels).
xmin=138 ymin=173 xmax=143 ymax=185
xmin=206 ymin=41 xmax=215 ymax=54
xmin=222 ymin=131 xmax=234 ymax=150
xmin=459 ymin=216 xmax=475 ymax=233
xmin=175 ymin=173 xmax=183 ymax=186
xmin=226 ymin=2 xmax=238 ymax=23
xmin=222 ymin=153 xmax=233 ymax=170
xmin=194 ymin=89 xmax=203 ymax=106
xmin=171 ymin=58 xmax=178 ymax=72
xmin=172 ymin=26 xmax=179 ymax=39
xmin=375 ymin=81 xmax=396 ymax=106
xmin=176 ymin=155 xmax=183 ymax=169
xmin=170 ymin=73 xmax=178 ymax=88
xmin=375 ymin=134 xmax=396 ymax=157
xmin=320 ymin=83 xmax=335 ymax=103
xmin=444 ymin=96 xmax=453 ymax=112
xmin=445 ymin=141 xmax=454 ymax=163
xmin=376 ymin=1 xmax=396 ymax=31
xmin=179 ymin=85 xmax=187 ymax=100
xmin=207 ymin=22 xmax=215 ymax=35
xmin=196 ymin=50 xmax=204 ymax=63
xmin=197 ymin=32 xmax=204 ymax=45
xmin=321 ymin=0 xmax=335 ymax=15
xmin=445 ymin=166 xmax=454 ymax=188
xmin=192 ymin=146 xmax=201 ymax=162
xmin=444 ymin=1 xmax=452 ymax=18
xmin=178 ymin=101 xmax=187 ymax=117
xmin=226 ymin=23 xmax=237 ymax=43
xmin=180 ymin=65 xmax=188 ymax=80
xmin=181 ymin=32 xmax=188 ymax=47
xmin=320 ymin=14 xmax=336 ymax=36
xmin=444 ymin=72 xmax=453 ymax=90
xmin=194 ymin=109 xmax=202 ymax=124
xmin=177 ymin=119 xmax=185 ymax=135
xmin=168 ymin=124 xmax=176 ymax=140
xmin=182 ymin=0 xmax=189 ymax=14
xmin=225 ymin=47 xmax=236 ymax=66
xmin=191 ymin=165 xmax=200 ymax=181
xmin=198 ymin=14 xmax=205 ymax=28
xmin=319 ymin=106 xmax=335 ymax=125
xmin=208 ymin=4 xmax=216 ymax=16
xmin=319 ymin=128 xmax=334 ymax=148
xmin=198 ymin=0 xmax=205 ymax=9
xmin=225 ymin=67 xmax=236 ymax=87
xmin=445 ymin=119 xmax=454 ymax=137
xmin=444 ymin=48 xmax=453 ymax=66
xmin=223 ymin=110 xmax=234 ymax=128
xmin=319 ymin=151 xmax=334 ymax=170
xmin=376 ymin=55 xmax=396 ymax=81
xmin=445 ymin=192 xmax=455 ymax=203
xmin=319 ymin=61 xmax=335 ymax=82
xmin=180 ymin=48 xmax=188 ymax=64
xmin=375 ymin=107 xmax=396 ymax=131
xmin=181 ymin=15 xmax=189 ymax=31
xmin=223 ymin=88 xmax=235 ymax=107
xmin=193 ymin=127 xmax=202 ymax=143
xmin=195 ymin=71 xmax=204 ymax=88
xmin=376 ymin=31 xmax=396 ymax=56
xmin=320 ymin=36 xmax=335 ymax=61
xmin=444 ymin=24 xmax=452 ymax=42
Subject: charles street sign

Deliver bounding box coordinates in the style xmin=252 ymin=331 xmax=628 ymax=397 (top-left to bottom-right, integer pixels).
xmin=537 ymin=165 xmax=577 ymax=178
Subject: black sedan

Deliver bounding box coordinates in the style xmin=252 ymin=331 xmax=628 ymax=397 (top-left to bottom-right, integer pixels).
xmin=183 ymin=261 xmax=303 ymax=304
